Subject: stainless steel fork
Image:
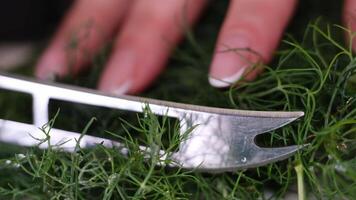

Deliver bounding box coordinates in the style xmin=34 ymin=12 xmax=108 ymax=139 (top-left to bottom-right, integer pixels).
xmin=0 ymin=72 xmax=305 ymax=172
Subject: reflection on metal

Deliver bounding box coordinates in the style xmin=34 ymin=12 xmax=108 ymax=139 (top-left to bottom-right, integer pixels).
xmin=0 ymin=72 xmax=305 ymax=172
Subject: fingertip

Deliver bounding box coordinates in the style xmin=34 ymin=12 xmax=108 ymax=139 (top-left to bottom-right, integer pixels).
xmin=209 ymin=0 xmax=296 ymax=88
xmin=343 ymin=0 xmax=356 ymax=50
xmin=99 ymin=79 xmax=132 ymax=95
xmin=209 ymin=68 xmax=245 ymax=88
xmin=98 ymin=49 xmax=136 ymax=94
xmin=99 ymin=0 xmax=206 ymax=94
xmin=209 ymin=33 xmax=260 ymax=88
xmin=35 ymin=49 xmax=67 ymax=81
xmin=36 ymin=0 xmax=130 ymax=81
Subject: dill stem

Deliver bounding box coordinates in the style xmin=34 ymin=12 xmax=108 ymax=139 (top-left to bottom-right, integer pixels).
xmin=295 ymin=163 xmax=305 ymax=200
xmin=135 ymin=145 xmax=159 ymax=197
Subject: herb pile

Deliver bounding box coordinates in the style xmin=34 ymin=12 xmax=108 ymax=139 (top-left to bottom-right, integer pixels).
xmin=1 ymin=1 xmax=356 ymax=199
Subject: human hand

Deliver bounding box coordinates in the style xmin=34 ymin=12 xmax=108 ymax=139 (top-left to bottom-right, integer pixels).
xmin=37 ymin=0 xmax=353 ymax=94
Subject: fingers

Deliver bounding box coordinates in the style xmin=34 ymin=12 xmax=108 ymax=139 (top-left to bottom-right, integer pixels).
xmin=98 ymin=0 xmax=206 ymax=94
xmin=343 ymin=0 xmax=356 ymax=50
xmin=35 ymin=0 xmax=130 ymax=80
xmin=209 ymin=0 xmax=297 ymax=88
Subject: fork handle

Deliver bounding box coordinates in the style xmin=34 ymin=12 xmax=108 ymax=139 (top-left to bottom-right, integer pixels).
xmin=0 ymin=72 xmax=304 ymax=127
xmin=0 ymin=73 xmax=186 ymax=127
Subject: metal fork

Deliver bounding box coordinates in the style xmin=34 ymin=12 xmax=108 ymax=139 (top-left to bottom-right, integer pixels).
xmin=0 ymin=72 xmax=305 ymax=172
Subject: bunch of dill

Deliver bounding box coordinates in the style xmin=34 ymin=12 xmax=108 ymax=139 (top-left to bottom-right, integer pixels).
xmin=1 ymin=1 xmax=356 ymax=199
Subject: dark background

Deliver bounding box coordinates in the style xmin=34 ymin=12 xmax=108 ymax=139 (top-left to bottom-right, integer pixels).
xmin=0 ymin=0 xmax=342 ymax=42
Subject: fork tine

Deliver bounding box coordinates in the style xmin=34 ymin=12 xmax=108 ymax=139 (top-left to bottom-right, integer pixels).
xmin=171 ymin=111 xmax=305 ymax=172
xmin=222 ymin=112 xmax=304 ymax=137
xmin=239 ymin=144 xmax=309 ymax=169
xmin=172 ymin=144 xmax=307 ymax=172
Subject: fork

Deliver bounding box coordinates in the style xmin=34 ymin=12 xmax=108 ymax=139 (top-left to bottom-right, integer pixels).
xmin=0 ymin=72 xmax=305 ymax=172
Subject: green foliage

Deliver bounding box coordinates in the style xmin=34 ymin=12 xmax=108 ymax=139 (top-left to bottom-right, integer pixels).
xmin=1 ymin=21 xmax=356 ymax=199
xmin=1 ymin=1 xmax=356 ymax=199
xmin=230 ymin=21 xmax=356 ymax=198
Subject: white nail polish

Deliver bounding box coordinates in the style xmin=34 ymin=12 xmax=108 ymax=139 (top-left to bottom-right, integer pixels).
xmin=111 ymin=81 xmax=132 ymax=95
xmin=44 ymin=73 xmax=56 ymax=81
xmin=209 ymin=68 xmax=245 ymax=88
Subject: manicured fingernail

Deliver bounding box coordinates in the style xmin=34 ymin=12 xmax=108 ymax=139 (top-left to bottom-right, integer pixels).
xmin=37 ymin=72 xmax=57 ymax=81
xmin=99 ymin=50 xmax=136 ymax=94
xmin=209 ymin=34 xmax=252 ymax=88
xmin=110 ymin=81 xmax=132 ymax=95
xmin=209 ymin=67 xmax=245 ymax=88
xmin=209 ymin=48 xmax=247 ymax=88
xmin=36 ymin=55 xmax=64 ymax=81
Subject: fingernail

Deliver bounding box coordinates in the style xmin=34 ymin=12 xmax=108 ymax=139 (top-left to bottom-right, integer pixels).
xmin=37 ymin=72 xmax=57 ymax=81
xmin=209 ymin=33 xmax=252 ymax=88
xmin=99 ymin=50 xmax=136 ymax=94
xmin=209 ymin=67 xmax=245 ymax=88
xmin=110 ymin=81 xmax=132 ymax=95
xmin=36 ymin=51 xmax=66 ymax=81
